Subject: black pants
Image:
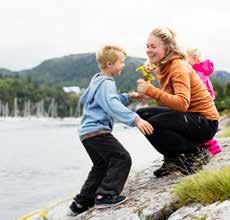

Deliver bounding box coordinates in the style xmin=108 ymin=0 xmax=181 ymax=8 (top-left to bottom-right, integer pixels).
xmin=75 ymin=133 xmax=132 ymax=207
xmin=136 ymin=107 xmax=218 ymax=157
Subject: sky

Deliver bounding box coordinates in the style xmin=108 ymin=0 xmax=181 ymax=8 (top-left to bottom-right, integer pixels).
xmin=0 ymin=0 xmax=230 ymax=71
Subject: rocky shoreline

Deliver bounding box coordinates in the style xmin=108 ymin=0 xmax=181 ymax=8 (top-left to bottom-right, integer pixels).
xmin=43 ymin=137 xmax=230 ymax=220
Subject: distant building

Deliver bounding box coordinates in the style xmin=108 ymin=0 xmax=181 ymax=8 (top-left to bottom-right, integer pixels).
xmin=63 ymin=86 xmax=81 ymax=94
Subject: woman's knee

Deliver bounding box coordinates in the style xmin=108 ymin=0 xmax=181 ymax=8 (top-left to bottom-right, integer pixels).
xmin=136 ymin=108 xmax=145 ymax=116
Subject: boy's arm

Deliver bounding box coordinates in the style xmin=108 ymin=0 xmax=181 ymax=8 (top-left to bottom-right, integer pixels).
xmin=96 ymin=81 xmax=153 ymax=134
xmin=119 ymin=92 xmax=146 ymax=106
xmin=118 ymin=93 xmax=129 ymax=106
xmin=95 ymin=81 xmax=138 ymax=127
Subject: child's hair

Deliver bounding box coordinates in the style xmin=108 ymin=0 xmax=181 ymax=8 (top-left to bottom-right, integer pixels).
xmin=187 ymin=48 xmax=201 ymax=59
xmin=186 ymin=48 xmax=201 ymax=64
xmin=96 ymin=45 xmax=127 ymax=69
xmin=150 ymin=27 xmax=186 ymax=61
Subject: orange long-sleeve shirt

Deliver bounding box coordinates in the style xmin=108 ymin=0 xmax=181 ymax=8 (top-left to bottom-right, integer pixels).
xmin=145 ymin=56 xmax=220 ymax=120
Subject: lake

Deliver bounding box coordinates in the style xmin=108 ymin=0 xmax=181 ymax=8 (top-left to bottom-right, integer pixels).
xmin=0 ymin=118 xmax=160 ymax=220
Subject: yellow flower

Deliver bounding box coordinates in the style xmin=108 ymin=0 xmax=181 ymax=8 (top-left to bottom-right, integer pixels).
xmin=136 ymin=64 xmax=156 ymax=82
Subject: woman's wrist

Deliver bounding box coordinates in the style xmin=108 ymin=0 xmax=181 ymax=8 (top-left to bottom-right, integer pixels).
xmin=145 ymin=84 xmax=159 ymax=98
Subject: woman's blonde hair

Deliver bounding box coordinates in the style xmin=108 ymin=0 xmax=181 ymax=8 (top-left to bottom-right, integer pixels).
xmin=150 ymin=27 xmax=186 ymax=64
xmin=96 ymin=45 xmax=127 ymax=69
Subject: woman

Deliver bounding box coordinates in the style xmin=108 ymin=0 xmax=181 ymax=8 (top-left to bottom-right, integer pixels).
xmin=136 ymin=27 xmax=220 ymax=177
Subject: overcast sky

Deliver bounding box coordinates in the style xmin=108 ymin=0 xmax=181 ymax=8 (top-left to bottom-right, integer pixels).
xmin=0 ymin=0 xmax=230 ymax=71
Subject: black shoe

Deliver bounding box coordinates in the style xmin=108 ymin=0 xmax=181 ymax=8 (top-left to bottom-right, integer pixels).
xmin=197 ymin=146 xmax=211 ymax=164
xmin=67 ymin=198 xmax=94 ymax=216
xmin=67 ymin=200 xmax=89 ymax=216
xmin=153 ymin=156 xmax=182 ymax=177
xmin=95 ymin=195 xmax=127 ymax=209
xmin=188 ymin=146 xmax=211 ymax=172
xmin=179 ymin=146 xmax=211 ymax=175
xmin=154 ymin=147 xmax=211 ymax=178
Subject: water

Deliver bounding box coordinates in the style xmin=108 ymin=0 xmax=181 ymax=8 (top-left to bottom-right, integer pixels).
xmin=0 ymin=118 xmax=160 ymax=220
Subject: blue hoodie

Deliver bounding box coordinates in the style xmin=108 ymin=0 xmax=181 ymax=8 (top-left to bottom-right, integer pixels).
xmin=79 ymin=73 xmax=138 ymax=137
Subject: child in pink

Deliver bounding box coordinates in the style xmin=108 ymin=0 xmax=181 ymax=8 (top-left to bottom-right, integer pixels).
xmin=187 ymin=49 xmax=222 ymax=156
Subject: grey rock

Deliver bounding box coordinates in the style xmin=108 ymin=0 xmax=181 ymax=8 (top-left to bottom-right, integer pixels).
xmin=168 ymin=200 xmax=230 ymax=220
xmin=36 ymin=137 xmax=230 ymax=220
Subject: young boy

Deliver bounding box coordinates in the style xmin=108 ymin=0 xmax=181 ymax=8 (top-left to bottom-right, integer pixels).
xmin=68 ymin=45 xmax=153 ymax=216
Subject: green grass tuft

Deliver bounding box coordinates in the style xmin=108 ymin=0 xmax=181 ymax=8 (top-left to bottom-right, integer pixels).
xmin=223 ymin=127 xmax=230 ymax=137
xmin=173 ymin=166 xmax=230 ymax=206
xmin=217 ymin=127 xmax=230 ymax=138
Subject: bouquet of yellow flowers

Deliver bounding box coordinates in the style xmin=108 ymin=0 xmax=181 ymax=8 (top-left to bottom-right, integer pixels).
xmin=136 ymin=63 xmax=156 ymax=82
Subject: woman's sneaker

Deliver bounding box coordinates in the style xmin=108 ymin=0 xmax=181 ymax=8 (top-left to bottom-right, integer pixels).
xmin=154 ymin=146 xmax=211 ymax=178
xmin=190 ymin=146 xmax=211 ymax=171
xmin=95 ymin=195 xmax=127 ymax=209
xmin=153 ymin=156 xmax=187 ymax=177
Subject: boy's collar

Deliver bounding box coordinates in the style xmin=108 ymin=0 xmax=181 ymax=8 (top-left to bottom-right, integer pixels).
xmin=99 ymin=72 xmax=114 ymax=79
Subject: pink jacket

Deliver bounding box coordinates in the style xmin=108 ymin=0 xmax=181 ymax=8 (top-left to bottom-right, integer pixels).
xmin=192 ymin=60 xmax=215 ymax=99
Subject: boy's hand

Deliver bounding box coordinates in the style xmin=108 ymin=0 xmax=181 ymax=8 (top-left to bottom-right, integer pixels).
xmin=135 ymin=117 xmax=154 ymax=135
xmin=128 ymin=92 xmax=140 ymax=100
xmin=128 ymin=92 xmax=152 ymax=102
xmin=139 ymin=94 xmax=152 ymax=101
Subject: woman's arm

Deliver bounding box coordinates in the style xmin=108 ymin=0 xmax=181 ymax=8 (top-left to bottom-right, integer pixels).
xmin=137 ymin=64 xmax=191 ymax=112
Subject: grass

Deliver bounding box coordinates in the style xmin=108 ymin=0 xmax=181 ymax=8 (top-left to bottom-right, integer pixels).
xmin=217 ymin=127 xmax=230 ymax=138
xmin=223 ymin=127 xmax=230 ymax=137
xmin=220 ymin=110 xmax=230 ymax=116
xmin=173 ymin=166 xmax=230 ymax=206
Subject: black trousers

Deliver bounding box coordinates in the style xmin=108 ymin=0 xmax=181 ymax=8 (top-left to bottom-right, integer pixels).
xmin=75 ymin=133 xmax=132 ymax=206
xmin=136 ymin=107 xmax=218 ymax=157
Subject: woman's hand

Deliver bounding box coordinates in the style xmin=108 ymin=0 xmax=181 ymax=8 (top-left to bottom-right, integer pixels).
xmin=135 ymin=117 xmax=154 ymax=135
xmin=137 ymin=79 xmax=151 ymax=94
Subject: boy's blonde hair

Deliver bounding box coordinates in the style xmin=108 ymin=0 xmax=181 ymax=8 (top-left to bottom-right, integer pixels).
xmin=96 ymin=45 xmax=127 ymax=69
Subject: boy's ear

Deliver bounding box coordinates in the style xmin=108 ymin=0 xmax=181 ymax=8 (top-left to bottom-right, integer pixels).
xmin=106 ymin=61 xmax=112 ymax=68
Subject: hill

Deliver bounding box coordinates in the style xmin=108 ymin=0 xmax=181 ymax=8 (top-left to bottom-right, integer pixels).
xmin=20 ymin=53 xmax=147 ymax=91
xmin=0 ymin=53 xmax=230 ymax=91
xmin=0 ymin=68 xmax=16 ymax=75
xmin=211 ymin=70 xmax=230 ymax=83
xmin=3 ymin=53 xmax=146 ymax=91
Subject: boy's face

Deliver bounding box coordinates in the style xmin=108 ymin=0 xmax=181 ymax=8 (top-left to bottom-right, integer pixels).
xmin=110 ymin=58 xmax=125 ymax=76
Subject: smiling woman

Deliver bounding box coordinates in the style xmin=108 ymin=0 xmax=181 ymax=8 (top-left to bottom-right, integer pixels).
xmin=136 ymin=27 xmax=220 ymax=178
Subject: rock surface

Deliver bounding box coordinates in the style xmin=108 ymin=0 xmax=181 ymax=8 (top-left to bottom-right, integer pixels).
xmin=44 ymin=137 xmax=230 ymax=220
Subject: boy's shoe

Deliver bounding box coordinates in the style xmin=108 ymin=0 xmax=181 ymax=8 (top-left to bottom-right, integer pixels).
xmin=95 ymin=195 xmax=127 ymax=209
xmin=67 ymin=200 xmax=92 ymax=216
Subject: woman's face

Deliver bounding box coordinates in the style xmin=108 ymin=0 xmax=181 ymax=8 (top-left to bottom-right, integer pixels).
xmin=146 ymin=34 xmax=167 ymax=65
